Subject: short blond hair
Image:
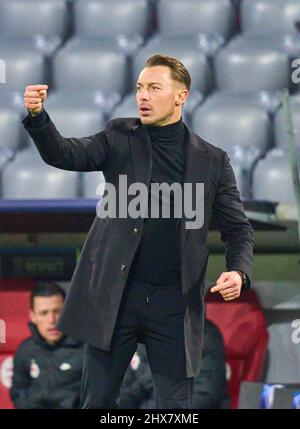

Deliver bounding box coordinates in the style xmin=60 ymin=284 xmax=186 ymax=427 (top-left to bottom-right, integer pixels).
xmin=145 ymin=54 xmax=191 ymax=91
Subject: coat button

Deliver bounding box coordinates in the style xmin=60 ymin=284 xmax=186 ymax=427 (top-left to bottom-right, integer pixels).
xmin=133 ymin=227 xmax=139 ymax=235
xmin=120 ymin=264 xmax=126 ymax=271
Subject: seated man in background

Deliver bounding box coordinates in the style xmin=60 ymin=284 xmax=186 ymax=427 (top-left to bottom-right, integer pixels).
xmin=119 ymin=319 xmax=229 ymax=409
xmin=10 ymin=282 xmax=83 ymax=409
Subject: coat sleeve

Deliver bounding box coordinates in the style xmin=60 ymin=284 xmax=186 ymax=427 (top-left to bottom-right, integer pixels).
xmin=9 ymin=347 xmax=46 ymax=409
xmin=212 ymin=151 xmax=255 ymax=286
xmin=22 ymin=108 xmax=111 ymax=172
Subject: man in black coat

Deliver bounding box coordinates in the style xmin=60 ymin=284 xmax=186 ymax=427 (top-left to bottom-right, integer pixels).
xmin=10 ymin=282 xmax=83 ymax=409
xmin=22 ymin=54 xmax=254 ymax=409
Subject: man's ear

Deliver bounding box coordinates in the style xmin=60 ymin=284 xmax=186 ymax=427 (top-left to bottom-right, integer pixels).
xmin=176 ymin=89 xmax=189 ymax=106
xmin=29 ymin=310 xmax=36 ymax=324
xmin=181 ymin=89 xmax=189 ymax=103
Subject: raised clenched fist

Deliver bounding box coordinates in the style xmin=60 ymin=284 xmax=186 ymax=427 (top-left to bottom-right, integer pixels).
xmin=24 ymin=84 xmax=48 ymax=116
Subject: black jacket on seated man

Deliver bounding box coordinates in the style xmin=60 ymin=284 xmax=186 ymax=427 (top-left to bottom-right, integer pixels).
xmin=10 ymin=322 xmax=83 ymax=409
xmin=119 ymin=319 xmax=230 ymax=409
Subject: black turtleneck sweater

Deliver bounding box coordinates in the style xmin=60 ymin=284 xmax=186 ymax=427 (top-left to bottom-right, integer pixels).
xmin=130 ymin=117 xmax=186 ymax=285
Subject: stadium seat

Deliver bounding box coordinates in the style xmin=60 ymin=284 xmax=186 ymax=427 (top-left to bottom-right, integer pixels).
xmin=227 ymin=34 xmax=300 ymax=91
xmin=46 ymin=90 xmax=120 ymax=120
xmin=191 ymin=91 xmax=271 ymax=196
xmin=109 ymin=93 xmax=139 ymax=119
xmin=265 ymin=320 xmax=300 ymax=384
xmin=74 ymin=0 xmax=151 ymax=40
xmin=0 ymin=91 xmax=29 ymax=115
xmin=52 ymin=38 xmax=129 ymax=96
xmin=205 ymin=290 xmax=269 ymax=409
xmin=2 ymin=148 xmax=79 ymax=199
xmin=274 ymin=95 xmax=300 ymax=148
xmin=83 ymin=171 xmax=105 ymax=198
xmin=0 ymin=107 xmax=25 ymax=152
xmin=252 ymin=148 xmax=300 ymax=203
xmin=238 ymin=33 xmax=300 ymax=60
xmin=158 ymin=0 xmax=236 ymax=39
xmin=132 ymin=36 xmax=212 ymax=94
xmin=38 ymin=93 xmax=106 ymax=139
xmin=0 ymin=278 xmax=35 ymax=409
xmin=223 ymin=145 xmax=261 ymax=199
xmin=241 ymin=0 xmax=300 ymax=35
xmin=192 ymin=91 xmax=271 ymax=152
xmin=0 ymin=42 xmax=46 ymax=92
xmin=214 ymin=36 xmax=290 ymax=92
xmin=0 ymin=0 xmax=68 ymax=56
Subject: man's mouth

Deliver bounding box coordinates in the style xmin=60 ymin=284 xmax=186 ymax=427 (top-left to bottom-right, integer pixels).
xmin=48 ymin=328 xmax=60 ymax=335
xmin=140 ymin=107 xmax=152 ymax=115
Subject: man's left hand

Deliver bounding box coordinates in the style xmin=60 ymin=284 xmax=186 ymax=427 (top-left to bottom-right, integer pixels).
xmin=210 ymin=271 xmax=242 ymax=301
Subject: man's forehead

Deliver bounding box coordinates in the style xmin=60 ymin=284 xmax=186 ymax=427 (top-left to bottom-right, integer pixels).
xmin=136 ymin=80 xmax=164 ymax=86
xmin=33 ymin=295 xmax=64 ymax=310
xmin=137 ymin=66 xmax=172 ymax=84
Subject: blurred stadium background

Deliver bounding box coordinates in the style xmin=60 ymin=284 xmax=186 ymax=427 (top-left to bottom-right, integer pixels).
xmin=0 ymin=0 xmax=300 ymax=409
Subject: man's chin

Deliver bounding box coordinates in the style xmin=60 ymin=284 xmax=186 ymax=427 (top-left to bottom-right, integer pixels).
xmin=139 ymin=115 xmax=155 ymax=125
xmin=45 ymin=335 xmax=63 ymax=345
xmin=46 ymin=331 xmax=63 ymax=343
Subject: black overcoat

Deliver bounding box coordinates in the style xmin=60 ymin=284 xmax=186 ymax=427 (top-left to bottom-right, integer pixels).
xmin=23 ymin=112 xmax=254 ymax=378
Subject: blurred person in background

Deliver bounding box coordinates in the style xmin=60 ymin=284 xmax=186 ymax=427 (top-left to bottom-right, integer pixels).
xmin=10 ymin=282 xmax=83 ymax=409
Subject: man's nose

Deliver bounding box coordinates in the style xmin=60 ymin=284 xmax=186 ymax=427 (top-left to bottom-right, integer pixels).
xmin=139 ymin=89 xmax=150 ymax=100
xmin=48 ymin=313 xmax=57 ymax=324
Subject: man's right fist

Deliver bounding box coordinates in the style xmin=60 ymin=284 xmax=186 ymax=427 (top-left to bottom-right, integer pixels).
xmin=24 ymin=84 xmax=48 ymax=117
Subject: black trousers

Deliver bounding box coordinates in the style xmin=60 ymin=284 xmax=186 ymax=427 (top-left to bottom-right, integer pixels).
xmin=80 ymin=271 xmax=194 ymax=409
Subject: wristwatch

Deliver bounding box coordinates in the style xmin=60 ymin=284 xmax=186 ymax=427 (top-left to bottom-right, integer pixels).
xmin=234 ymin=270 xmax=247 ymax=288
